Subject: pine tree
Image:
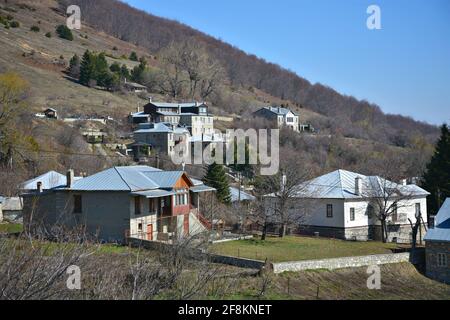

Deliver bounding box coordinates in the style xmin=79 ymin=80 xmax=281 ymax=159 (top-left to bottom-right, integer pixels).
xmin=68 ymin=54 xmax=80 ymax=79
xmin=120 ymin=64 xmax=130 ymax=80
xmin=422 ymin=124 xmax=450 ymax=216
xmin=56 ymin=24 xmax=73 ymax=41
xmin=131 ymin=60 xmax=147 ymax=84
xmin=203 ymin=163 xmax=231 ymax=204
xmin=79 ymin=50 xmax=95 ymax=86
xmin=129 ymin=51 xmax=138 ymax=61
xmin=94 ymin=52 xmax=110 ymax=87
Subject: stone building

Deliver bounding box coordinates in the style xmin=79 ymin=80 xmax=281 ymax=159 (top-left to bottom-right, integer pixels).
xmin=425 ymin=198 xmax=450 ymax=284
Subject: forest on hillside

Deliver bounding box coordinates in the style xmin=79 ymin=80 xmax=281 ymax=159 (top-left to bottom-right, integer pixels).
xmin=60 ymin=0 xmax=439 ymax=148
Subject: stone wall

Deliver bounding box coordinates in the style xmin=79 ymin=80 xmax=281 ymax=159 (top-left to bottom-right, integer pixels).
xmin=271 ymin=252 xmax=413 ymax=274
xmin=425 ymin=241 xmax=450 ymax=284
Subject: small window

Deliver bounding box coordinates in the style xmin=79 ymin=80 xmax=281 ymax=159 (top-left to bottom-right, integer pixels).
xmin=73 ymin=195 xmax=82 ymax=214
xmin=138 ymin=223 xmax=143 ymax=232
xmin=392 ymin=203 xmax=398 ymax=222
xmin=149 ymin=199 xmax=155 ymax=213
xmin=350 ymin=208 xmax=355 ymax=221
xmin=437 ymin=253 xmax=447 ymax=267
xmin=326 ymin=204 xmax=333 ymax=218
xmin=135 ymin=197 xmax=141 ymax=215
xmin=415 ymin=203 xmax=421 ymax=217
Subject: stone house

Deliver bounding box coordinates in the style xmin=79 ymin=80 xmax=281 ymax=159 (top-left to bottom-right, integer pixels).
xmin=424 ymin=198 xmax=450 ymax=284
xmin=22 ymin=166 xmax=215 ymax=243
xmin=253 ymin=106 xmax=299 ymax=131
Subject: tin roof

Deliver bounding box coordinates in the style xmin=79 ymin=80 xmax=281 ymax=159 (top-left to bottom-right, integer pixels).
xmin=230 ymin=187 xmax=255 ymax=202
xmin=425 ymin=198 xmax=450 ymax=242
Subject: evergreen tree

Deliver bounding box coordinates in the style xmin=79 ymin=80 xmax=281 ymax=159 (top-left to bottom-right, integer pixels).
xmin=94 ymin=52 xmax=110 ymax=87
xmin=120 ymin=64 xmax=130 ymax=80
xmin=109 ymin=62 xmax=121 ymax=73
xmin=422 ymin=124 xmax=450 ymax=216
xmin=203 ymin=163 xmax=231 ymax=204
xmin=129 ymin=51 xmax=138 ymax=61
xmin=79 ymin=50 xmax=95 ymax=86
xmin=56 ymin=24 xmax=73 ymax=41
xmin=68 ymin=54 xmax=80 ymax=79
xmin=131 ymin=60 xmax=147 ymax=84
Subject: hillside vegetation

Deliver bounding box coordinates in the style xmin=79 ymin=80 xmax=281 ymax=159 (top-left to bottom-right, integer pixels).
xmin=0 ymin=0 xmax=440 ymax=194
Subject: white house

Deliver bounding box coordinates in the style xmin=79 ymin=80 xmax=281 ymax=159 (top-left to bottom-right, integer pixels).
xmin=253 ymin=106 xmax=299 ymax=131
xmin=424 ymin=198 xmax=450 ymax=284
xmin=265 ymin=169 xmax=429 ymax=243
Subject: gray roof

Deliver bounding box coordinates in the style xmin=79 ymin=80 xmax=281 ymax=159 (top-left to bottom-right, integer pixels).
xmin=21 ymin=171 xmax=67 ymax=190
xmin=425 ymin=198 xmax=450 ymax=242
xmin=150 ymin=102 xmax=206 ymax=108
xmin=267 ymin=169 xmax=429 ymax=199
xmin=142 ymin=171 xmax=186 ymax=189
xmin=259 ymin=106 xmax=298 ymax=116
xmin=131 ymin=190 xmax=176 ymax=198
xmin=134 ymin=123 xmax=189 ymax=135
xmin=190 ymin=185 xmax=216 ymax=193
xmin=230 ymin=187 xmax=255 ymax=202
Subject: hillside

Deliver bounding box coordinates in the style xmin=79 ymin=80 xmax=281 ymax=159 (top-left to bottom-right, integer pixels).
xmin=0 ymin=0 xmax=440 ymax=191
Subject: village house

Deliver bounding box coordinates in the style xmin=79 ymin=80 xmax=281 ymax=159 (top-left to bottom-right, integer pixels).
xmin=123 ymin=78 xmax=147 ymax=93
xmin=22 ymin=166 xmax=215 ymax=243
xmin=264 ymin=169 xmax=429 ymax=243
xmin=424 ymin=198 xmax=450 ymax=284
xmin=44 ymin=108 xmax=58 ymax=119
xmin=133 ymin=122 xmax=190 ymax=157
xmin=253 ymin=106 xmax=299 ymax=131
xmin=20 ymin=171 xmax=83 ymax=192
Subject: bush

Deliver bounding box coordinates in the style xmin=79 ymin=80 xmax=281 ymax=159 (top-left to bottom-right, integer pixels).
xmin=56 ymin=24 xmax=73 ymax=41
xmin=129 ymin=51 xmax=138 ymax=61
xmin=6 ymin=15 xmax=14 ymax=21
xmin=30 ymin=25 xmax=40 ymax=32
xmin=45 ymin=32 xmax=52 ymax=38
xmin=10 ymin=21 xmax=20 ymax=28
xmin=112 ymin=46 xmax=118 ymax=51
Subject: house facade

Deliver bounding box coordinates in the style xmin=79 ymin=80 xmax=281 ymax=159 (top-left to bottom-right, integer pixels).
xmin=424 ymin=198 xmax=450 ymax=284
xmin=253 ymin=106 xmax=299 ymax=131
xmin=22 ymin=166 xmax=215 ymax=243
xmin=264 ymin=170 xmax=429 ymax=243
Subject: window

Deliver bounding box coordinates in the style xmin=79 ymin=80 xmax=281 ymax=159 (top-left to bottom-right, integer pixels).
xmin=350 ymin=208 xmax=355 ymax=221
xmin=73 ymin=195 xmax=82 ymax=214
xmin=326 ymin=204 xmax=333 ymax=218
xmin=367 ymin=205 xmax=374 ymax=218
xmin=135 ymin=197 xmax=141 ymax=215
xmin=438 ymin=253 xmax=447 ymax=267
xmin=149 ymin=199 xmax=155 ymax=213
xmin=415 ymin=203 xmax=421 ymax=218
xmin=392 ymin=203 xmax=398 ymax=222
xmin=286 ymin=117 xmax=294 ymax=123
xmin=138 ymin=223 xmax=143 ymax=232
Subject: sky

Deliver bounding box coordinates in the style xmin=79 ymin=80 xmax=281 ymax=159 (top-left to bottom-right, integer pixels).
xmin=123 ymin=0 xmax=450 ymax=125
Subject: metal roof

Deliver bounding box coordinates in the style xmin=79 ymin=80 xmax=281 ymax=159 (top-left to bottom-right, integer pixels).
xmin=0 ymin=197 xmax=23 ymax=211
xmin=190 ymin=185 xmax=216 ymax=193
xmin=21 ymin=171 xmax=67 ymax=190
xmin=266 ymin=169 xmax=429 ymax=199
xmin=425 ymin=198 xmax=450 ymax=242
xmin=131 ymin=190 xmax=176 ymax=198
xmin=230 ymin=187 xmax=255 ymax=202
xmin=142 ymin=171 xmax=186 ymax=189
xmin=262 ymin=106 xmax=298 ymax=116
xmin=150 ymin=102 xmax=206 ymax=108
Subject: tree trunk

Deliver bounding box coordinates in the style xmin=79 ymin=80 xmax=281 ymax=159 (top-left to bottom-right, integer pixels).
xmin=381 ymin=219 xmax=387 ymax=243
xmin=279 ymin=223 xmax=287 ymax=238
xmin=261 ymin=222 xmax=267 ymax=241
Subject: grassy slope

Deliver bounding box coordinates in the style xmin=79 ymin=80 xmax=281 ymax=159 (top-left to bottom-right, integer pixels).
xmin=211 ymin=236 xmax=400 ymax=262
xmin=229 ymin=263 xmax=450 ymax=300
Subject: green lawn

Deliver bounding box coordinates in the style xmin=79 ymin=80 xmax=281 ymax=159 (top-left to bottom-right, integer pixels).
xmin=0 ymin=223 xmax=23 ymax=234
xmin=211 ymin=236 xmax=401 ymax=262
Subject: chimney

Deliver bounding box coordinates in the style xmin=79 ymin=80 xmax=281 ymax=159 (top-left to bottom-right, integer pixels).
xmin=37 ymin=181 xmax=42 ymax=193
xmin=278 ymin=107 xmax=281 ymax=113
xmin=137 ymin=105 xmax=140 ymax=113
xmin=66 ymin=169 xmax=74 ymax=188
xmin=195 ymin=101 xmax=198 ymax=107
xmin=281 ymin=174 xmax=287 ymax=191
xmin=149 ymin=96 xmax=153 ymax=103
xmin=355 ymin=177 xmax=362 ymax=196
xmin=401 ymin=179 xmax=407 ymax=186
xmin=178 ymin=105 xmax=181 ymax=114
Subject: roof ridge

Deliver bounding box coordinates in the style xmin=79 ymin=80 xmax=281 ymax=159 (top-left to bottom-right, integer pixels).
xmin=114 ymin=167 xmax=132 ymax=191
xmin=337 ymin=169 xmax=346 ymax=198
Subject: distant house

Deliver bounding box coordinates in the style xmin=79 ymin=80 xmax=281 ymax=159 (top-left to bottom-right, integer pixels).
xmin=123 ymin=79 xmax=147 ymax=93
xmin=229 ymin=186 xmax=255 ymax=204
xmin=133 ymin=122 xmax=190 ymax=157
xmin=424 ymin=198 xmax=450 ymax=284
xmin=253 ymin=106 xmax=299 ymax=131
xmin=81 ymin=129 xmax=107 ymax=144
xmin=44 ymin=108 xmax=58 ymax=119
xmin=129 ymin=111 xmax=151 ymax=125
xmin=22 ymin=166 xmax=215 ymax=243
xmin=0 ymin=197 xmax=23 ymax=222
xmin=21 ymin=171 xmax=68 ymax=192
xmin=264 ymin=169 xmax=429 ymax=242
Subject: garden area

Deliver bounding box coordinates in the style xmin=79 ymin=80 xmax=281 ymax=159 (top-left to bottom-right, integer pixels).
xmin=211 ymin=236 xmax=403 ymax=262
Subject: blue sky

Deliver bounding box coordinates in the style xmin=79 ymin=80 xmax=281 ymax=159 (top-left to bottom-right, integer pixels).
xmin=124 ymin=0 xmax=450 ymax=125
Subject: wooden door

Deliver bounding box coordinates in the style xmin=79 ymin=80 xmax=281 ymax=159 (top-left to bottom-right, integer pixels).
xmin=147 ymin=224 xmax=153 ymax=241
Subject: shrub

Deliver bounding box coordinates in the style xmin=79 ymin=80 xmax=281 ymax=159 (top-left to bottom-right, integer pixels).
xmin=6 ymin=15 xmax=14 ymax=21
xmin=129 ymin=51 xmax=138 ymax=61
xmin=10 ymin=21 xmax=20 ymax=28
xmin=45 ymin=32 xmax=52 ymax=38
xmin=112 ymin=46 xmax=118 ymax=51
xmin=56 ymin=24 xmax=73 ymax=41
xmin=30 ymin=25 xmax=40 ymax=32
